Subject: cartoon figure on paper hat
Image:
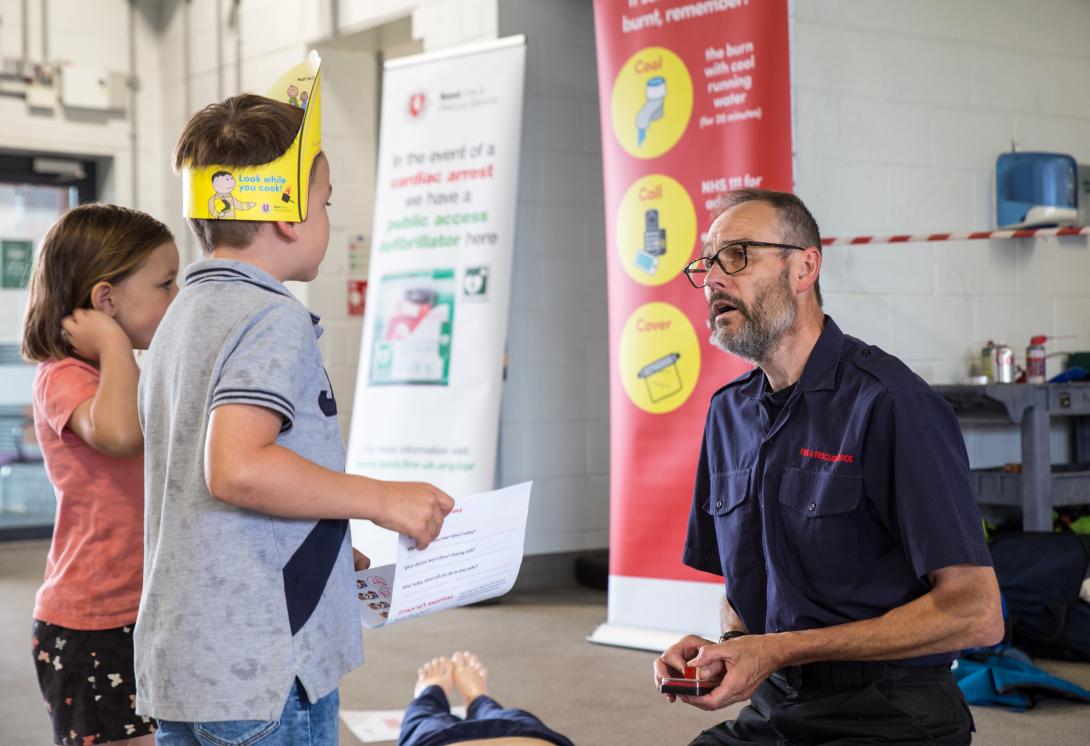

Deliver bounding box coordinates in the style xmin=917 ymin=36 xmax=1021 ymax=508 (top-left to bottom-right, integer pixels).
xmin=208 ymin=170 xmax=256 ymax=219
xmin=180 ymin=49 xmax=322 ymax=223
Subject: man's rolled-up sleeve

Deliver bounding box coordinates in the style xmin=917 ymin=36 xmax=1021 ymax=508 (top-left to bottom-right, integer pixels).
xmin=889 ymin=389 xmax=993 ymax=579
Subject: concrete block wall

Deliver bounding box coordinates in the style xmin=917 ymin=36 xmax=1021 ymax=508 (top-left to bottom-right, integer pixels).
xmin=142 ymin=0 xmax=1090 ymax=547
xmin=155 ymin=0 xmax=308 ymax=264
xmin=5 ymin=0 xmax=1089 ymax=553
xmin=795 ymin=0 xmax=1090 ymax=380
xmin=793 ymin=0 xmax=1090 ymax=466
xmin=498 ymin=0 xmax=609 ymax=554
xmin=304 ymin=45 xmax=378 ymax=430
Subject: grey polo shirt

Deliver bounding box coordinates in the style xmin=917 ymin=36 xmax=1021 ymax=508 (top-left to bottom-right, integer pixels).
xmin=135 ymin=259 xmax=363 ymax=722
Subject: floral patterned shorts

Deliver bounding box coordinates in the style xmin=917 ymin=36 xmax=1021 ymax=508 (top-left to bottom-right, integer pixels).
xmin=32 ymin=619 xmax=156 ymax=745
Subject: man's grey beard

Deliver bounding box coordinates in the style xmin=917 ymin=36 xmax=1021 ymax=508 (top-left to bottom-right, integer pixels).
xmin=709 ymin=266 xmax=797 ymax=363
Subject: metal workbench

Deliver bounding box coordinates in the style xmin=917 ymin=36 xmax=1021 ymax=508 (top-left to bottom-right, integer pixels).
xmin=934 ymin=383 xmax=1090 ymax=531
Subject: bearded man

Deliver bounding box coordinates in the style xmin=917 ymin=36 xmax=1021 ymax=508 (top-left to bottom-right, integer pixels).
xmin=654 ymin=189 xmax=1004 ymax=745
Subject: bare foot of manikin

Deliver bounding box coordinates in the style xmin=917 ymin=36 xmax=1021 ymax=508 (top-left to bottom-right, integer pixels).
xmin=452 ymin=650 xmax=489 ymax=705
xmin=415 ymin=656 xmax=454 ymax=698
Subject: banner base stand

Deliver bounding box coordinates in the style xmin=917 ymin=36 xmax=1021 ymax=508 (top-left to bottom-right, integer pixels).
xmin=586 ymin=622 xmax=680 ymax=652
xmin=602 ymin=574 xmax=722 ymax=645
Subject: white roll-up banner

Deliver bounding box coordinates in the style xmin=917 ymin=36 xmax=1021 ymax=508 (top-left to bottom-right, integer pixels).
xmin=347 ymin=37 xmax=526 ymax=567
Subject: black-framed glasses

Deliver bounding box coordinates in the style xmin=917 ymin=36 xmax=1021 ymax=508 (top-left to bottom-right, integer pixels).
xmin=682 ymin=241 xmax=805 ymax=288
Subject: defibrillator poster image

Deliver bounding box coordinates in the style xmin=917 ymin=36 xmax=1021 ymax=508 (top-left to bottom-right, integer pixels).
xmin=368 ymin=269 xmax=456 ymax=386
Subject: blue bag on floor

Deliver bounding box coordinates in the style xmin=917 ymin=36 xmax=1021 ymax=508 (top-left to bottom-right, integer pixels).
xmin=953 ymin=649 xmax=1090 ymax=710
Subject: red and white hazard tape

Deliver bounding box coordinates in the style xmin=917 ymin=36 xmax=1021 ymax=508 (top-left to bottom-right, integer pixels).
xmin=821 ymin=225 xmax=1090 ymax=247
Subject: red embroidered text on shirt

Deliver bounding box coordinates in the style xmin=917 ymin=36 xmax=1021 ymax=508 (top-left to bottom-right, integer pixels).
xmin=799 ymin=448 xmax=854 ymax=464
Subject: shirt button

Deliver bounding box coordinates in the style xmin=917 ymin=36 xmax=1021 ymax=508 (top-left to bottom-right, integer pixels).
xmin=716 ymin=500 xmax=723 ymax=509
xmin=808 ymin=503 xmax=816 ymax=511
xmin=861 ymin=349 xmax=871 ymax=358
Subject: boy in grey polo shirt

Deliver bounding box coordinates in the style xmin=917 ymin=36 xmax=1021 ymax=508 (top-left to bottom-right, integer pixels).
xmin=137 ymin=85 xmax=453 ymax=743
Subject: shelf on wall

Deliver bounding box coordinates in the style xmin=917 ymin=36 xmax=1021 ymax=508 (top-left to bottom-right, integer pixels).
xmin=970 ymin=466 xmax=1090 ymax=508
xmin=933 ymin=383 xmax=1090 ymax=531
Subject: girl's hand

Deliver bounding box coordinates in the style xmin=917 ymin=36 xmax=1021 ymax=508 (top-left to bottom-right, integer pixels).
xmin=62 ymin=308 xmax=132 ymax=361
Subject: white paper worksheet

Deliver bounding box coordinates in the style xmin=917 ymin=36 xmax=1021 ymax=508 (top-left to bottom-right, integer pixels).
xmin=357 ymin=482 xmax=532 ymax=628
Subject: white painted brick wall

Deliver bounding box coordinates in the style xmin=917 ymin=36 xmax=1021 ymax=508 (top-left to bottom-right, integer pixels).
xmin=6 ymin=0 xmax=1087 ymax=551
xmin=842 ymin=243 xmax=935 ymax=296
xmin=793 ymin=0 xmax=1090 ymax=468
xmin=499 ymin=0 xmax=609 ymax=553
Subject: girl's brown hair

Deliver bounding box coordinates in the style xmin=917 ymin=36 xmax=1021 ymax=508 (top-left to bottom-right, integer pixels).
xmin=21 ymin=204 xmax=174 ymax=362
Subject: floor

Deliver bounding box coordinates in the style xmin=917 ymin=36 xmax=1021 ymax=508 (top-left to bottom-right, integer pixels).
xmin=2 ymin=540 xmax=1089 ymax=745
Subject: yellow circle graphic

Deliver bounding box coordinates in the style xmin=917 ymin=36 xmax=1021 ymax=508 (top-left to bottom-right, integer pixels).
xmin=617 ymin=174 xmax=697 ymax=286
xmin=619 ymin=302 xmax=701 ymax=414
xmin=611 ymin=47 xmax=693 ymax=159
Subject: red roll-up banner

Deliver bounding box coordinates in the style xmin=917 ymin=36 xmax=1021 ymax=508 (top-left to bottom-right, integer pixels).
xmin=590 ymin=0 xmax=792 ymax=647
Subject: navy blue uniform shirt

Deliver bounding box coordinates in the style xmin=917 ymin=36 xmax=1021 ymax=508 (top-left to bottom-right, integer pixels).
xmin=683 ymin=317 xmax=992 ymax=666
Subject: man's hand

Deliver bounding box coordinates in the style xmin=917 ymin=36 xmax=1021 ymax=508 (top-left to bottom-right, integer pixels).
xmin=352 ymin=548 xmax=370 ymax=571
xmin=679 ymin=634 xmax=785 ymax=711
xmin=62 ymin=308 xmax=131 ymax=361
xmin=376 ymin=482 xmax=455 ymax=550
xmin=653 ymin=635 xmax=716 ymax=703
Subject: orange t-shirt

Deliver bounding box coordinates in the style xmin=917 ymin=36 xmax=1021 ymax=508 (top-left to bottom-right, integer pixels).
xmin=32 ymin=357 xmax=144 ymax=630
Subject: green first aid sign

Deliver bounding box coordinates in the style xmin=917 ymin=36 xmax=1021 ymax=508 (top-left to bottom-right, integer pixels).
xmin=2 ymin=239 xmax=33 ymax=289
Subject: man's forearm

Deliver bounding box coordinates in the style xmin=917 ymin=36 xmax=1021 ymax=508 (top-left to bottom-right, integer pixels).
xmin=721 ymin=595 xmax=747 ymax=635
xmin=773 ymin=565 xmax=1003 ymax=666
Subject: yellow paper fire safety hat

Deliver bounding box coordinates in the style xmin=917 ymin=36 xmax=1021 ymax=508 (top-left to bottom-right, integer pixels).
xmin=181 ymin=50 xmax=322 ymax=223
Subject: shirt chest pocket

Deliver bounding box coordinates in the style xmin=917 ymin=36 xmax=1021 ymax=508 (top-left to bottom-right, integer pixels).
xmin=704 ymin=470 xmax=760 ymax=578
xmin=777 ymin=467 xmax=863 ymax=585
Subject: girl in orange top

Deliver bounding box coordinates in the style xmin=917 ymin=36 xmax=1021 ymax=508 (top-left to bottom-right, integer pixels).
xmin=22 ymin=204 xmax=179 ymax=746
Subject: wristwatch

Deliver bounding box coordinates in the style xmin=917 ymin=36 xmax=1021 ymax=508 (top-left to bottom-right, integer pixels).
xmin=718 ymin=630 xmax=747 ymax=643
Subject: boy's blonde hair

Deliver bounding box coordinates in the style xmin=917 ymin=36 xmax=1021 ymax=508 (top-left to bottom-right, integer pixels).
xmin=22 ymin=204 xmax=174 ymax=361
xmin=173 ymin=93 xmax=304 ymax=253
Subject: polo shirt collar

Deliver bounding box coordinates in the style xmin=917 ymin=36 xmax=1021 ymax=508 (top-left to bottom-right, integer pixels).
xmin=736 ymin=314 xmax=843 ymax=399
xmin=184 ymin=258 xmax=323 ymax=330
